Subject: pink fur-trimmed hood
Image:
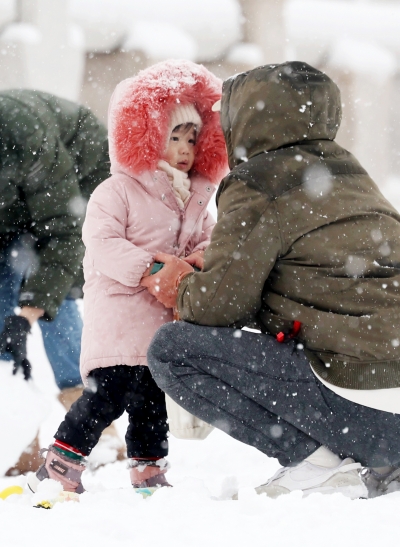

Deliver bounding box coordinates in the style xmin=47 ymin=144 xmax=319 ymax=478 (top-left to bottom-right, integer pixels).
xmin=108 ymin=59 xmax=228 ymax=184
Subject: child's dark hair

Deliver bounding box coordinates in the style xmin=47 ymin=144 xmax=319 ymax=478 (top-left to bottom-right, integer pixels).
xmin=172 ymin=122 xmax=199 ymax=140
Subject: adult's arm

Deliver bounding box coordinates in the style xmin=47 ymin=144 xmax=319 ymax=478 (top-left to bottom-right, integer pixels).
xmin=177 ymin=174 xmax=282 ymax=326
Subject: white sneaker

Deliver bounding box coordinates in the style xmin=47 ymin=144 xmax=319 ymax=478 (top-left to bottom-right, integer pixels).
xmin=255 ymin=458 xmax=368 ymax=499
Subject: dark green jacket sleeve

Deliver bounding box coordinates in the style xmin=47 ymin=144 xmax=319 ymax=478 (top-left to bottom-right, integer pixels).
xmin=18 ymin=126 xmax=85 ymax=320
xmin=176 ymin=175 xmax=282 ymax=326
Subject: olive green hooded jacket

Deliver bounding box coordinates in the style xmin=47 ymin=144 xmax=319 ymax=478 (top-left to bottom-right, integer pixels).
xmin=177 ymin=62 xmax=400 ymax=390
xmin=0 ymin=90 xmax=109 ymax=320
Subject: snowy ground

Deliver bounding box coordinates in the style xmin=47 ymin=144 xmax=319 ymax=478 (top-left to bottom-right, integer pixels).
xmin=0 ymin=358 xmax=400 ymax=547
xmin=2 ymin=182 xmax=400 ymax=546
xmin=2 ymin=306 xmax=400 ymax=546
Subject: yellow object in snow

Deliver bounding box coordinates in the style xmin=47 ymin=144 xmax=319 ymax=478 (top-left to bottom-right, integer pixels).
xmin=34 ymin=491 xmax=80 ymax=509
xmin=35 ymin=500 xmax=53 ymax=510
xmin=0 ymin=485 xmax=24 ymax=500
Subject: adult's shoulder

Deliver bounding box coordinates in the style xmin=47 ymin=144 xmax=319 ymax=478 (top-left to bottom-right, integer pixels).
xmin=0 ymin=90 xmax=64 ymax=143
xmin=215 ymin=155 xmax=279 ymax=206
xmin=222 ymin=140 xmax=364 ymax=201
xmin=224 ymin=149 xmax=303 ymax=200
xmin=0 ymin=91 xmax=36 ymax=127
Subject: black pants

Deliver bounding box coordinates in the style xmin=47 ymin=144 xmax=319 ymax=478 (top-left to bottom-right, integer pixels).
xmin=55 ymin=365 xmax=168 ymax=459
xmin=148 ymin=322 xmax=400 ymax=468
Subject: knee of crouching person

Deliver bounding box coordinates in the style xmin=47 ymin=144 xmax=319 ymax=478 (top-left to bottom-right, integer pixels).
xmin=147 ymin=323 xmax=177 ymax=382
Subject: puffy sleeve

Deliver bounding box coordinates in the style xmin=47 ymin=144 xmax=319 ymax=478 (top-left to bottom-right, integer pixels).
xmin=82 ymin=181 xmax=153 ymax=287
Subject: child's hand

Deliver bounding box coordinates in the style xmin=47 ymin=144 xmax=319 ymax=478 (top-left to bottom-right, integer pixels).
xmin=140 ymin=252 xmax=194 ymax=308
xmin=140 ymin=263 xmax=153 ymax=279
xmin=183 ymin=250 xmax=204 ymax=270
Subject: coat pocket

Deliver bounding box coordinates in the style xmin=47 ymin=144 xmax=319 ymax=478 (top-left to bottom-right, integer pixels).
xmin=104 ymin=281 xmax=145 ymax=296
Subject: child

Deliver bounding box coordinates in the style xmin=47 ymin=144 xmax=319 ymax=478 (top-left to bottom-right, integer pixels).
xmin=28 ymin=60 xmax=228 ymax=495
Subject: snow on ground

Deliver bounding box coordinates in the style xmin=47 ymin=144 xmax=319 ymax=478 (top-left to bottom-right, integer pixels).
xmin=2 ymin=304 xmax=400 ymax=546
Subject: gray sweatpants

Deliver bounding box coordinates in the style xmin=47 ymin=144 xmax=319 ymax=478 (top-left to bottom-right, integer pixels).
xmin=147 ymin=322 xmax=400 ymax=468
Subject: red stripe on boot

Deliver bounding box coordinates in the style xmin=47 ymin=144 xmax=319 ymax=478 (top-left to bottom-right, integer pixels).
xmin=53 ymin=439 xmax=87 ymax=457
xmin=131 ymin=457 xmax=161 ymax=460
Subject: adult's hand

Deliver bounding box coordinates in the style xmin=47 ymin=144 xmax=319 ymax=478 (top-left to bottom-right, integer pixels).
xmin=0 ymin=315 xmax=32 ymax=380
xmin=183 ymin=250 xmax=204 ymax=270
xmin=19 ymin=306 xmax=44 ymax=325
xmin=141 ymin=252 xmax=194 ymax=308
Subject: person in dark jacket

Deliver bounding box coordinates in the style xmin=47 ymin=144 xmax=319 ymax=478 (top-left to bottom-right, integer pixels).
xmin=0 ymin=90 xmax=116 ymax=474
xmin=142 ymin=62 xmax=400 ymax=499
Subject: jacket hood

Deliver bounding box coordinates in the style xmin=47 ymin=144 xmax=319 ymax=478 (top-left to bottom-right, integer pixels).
xmin=109 ymin=59 xmax=228 ymax=184
xmin=220 ymin=61 xmax=342 ymax=169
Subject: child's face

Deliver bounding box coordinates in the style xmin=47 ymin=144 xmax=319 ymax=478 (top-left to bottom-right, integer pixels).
xmin=164 ymin=125 xmax=196 ymax=173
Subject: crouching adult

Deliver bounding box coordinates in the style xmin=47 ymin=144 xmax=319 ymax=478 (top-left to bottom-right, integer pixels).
xmin=142 ymin=62 xmax=400 ymax=499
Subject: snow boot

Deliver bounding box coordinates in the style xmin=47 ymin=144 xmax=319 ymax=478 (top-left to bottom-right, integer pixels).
xmin=245 ymin=458 xmax=367 ymax=500
xmin=27 ymin=445 xmax=86 ymax=494
xmin=129 ymin=458 xmax=171 ymax=496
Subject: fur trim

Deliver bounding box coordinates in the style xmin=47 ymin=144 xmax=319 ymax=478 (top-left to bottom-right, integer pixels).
xmin=109 ymin=59 xmax=228 ymax=184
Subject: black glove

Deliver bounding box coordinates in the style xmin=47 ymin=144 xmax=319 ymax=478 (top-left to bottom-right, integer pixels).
xmin=0 ymin=315 xmax=32 ymax=380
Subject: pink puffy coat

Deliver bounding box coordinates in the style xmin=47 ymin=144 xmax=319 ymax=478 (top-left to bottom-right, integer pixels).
xmin=80 ymin=60 xmax=228 ymax=381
